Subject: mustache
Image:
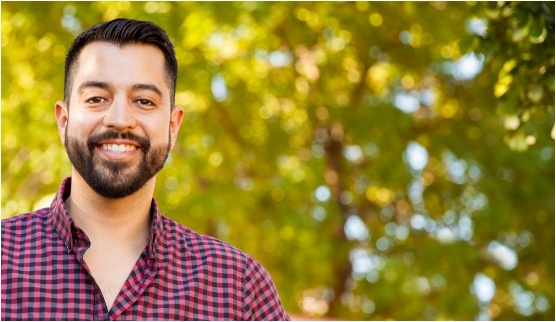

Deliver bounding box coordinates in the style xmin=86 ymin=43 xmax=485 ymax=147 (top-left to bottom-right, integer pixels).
xmin=87 ymin=130 xmax=150 ymax=151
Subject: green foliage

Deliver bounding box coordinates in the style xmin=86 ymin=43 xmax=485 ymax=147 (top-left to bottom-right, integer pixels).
xmin=472 ymin=2 xmax=555 ymax=152
xmin=2 ymin=2 xmax=554 ymax=320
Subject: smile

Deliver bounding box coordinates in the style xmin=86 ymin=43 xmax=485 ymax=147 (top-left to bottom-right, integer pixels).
xmin=101 ymin=144 xmax=137 ymax=153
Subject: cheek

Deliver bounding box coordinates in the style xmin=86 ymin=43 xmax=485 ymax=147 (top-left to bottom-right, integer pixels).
xmin=147 ymin=126 xmax=170 ymax=145
xmin=66 ymin=117 xmax=89 ymax=138
xmin=67 ymin=111 xmax=103 ymax=136
xmin=139 ymin=115 xmax=171 ymax=142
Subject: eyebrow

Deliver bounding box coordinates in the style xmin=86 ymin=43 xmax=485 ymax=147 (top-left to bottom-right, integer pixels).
xmin=76 ymin=81 xmax=163 ymax=99
xmin=131 ymin=83 xmax=163 ymax=98
xmin=77 ymin=81 xmax=111 ymax=95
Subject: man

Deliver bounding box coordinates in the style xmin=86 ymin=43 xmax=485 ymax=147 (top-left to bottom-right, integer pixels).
xmin=1 ymin=18 xmax=289 ymax=321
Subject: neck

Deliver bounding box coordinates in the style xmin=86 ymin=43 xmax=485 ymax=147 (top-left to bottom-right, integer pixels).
xmin=65 ymin=171 xmax=154 ymax=247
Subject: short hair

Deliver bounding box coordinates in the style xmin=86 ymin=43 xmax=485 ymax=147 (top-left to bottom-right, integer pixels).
xmin=64 ymin=18 xmax=177 ymax=108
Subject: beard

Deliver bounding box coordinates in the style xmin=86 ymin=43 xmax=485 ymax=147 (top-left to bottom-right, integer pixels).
xmin=65 ymin=128 xmax=171 ymax=199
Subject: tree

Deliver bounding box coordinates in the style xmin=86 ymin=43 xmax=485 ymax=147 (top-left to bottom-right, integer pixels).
xmin=2 ymin=2 xmax=553 ymax=320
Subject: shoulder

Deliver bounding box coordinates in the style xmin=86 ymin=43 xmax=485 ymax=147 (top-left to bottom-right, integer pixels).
xmin=159 ymin=216 xmax=289 ymax=319
xmin=2 ymin=208 xmax=50 ymax=237
xmin=157 ymin=216 xmax=289 ymax=319
xmin=160 ymin=215 xmax=255 ymax=266
xmin=2 ymin=208 xmax=52 ymax=255
xmin=158 ymin=216 xmax=275 ymax=284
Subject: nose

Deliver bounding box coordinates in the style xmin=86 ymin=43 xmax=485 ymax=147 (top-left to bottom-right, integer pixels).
xmin=103 ymin=95 xmax=137 ymax=131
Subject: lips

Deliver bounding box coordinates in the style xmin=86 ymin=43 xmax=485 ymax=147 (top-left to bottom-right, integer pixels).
xmin=87 ymin=130 xmax=150 ymax=154
xmin=101 ymin=144 xmax=138 ymax=153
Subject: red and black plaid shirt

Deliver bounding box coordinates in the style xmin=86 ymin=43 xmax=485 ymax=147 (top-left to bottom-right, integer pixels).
xmin=1 ymin=178 xmax=289 ymax=321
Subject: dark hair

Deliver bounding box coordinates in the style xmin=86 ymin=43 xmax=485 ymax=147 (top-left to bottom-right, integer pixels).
xmin=64 ymin=18 xmax=177 ymax=107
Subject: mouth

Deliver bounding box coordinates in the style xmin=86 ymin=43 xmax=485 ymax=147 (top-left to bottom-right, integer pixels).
xmin=87 ymin=131 xmax=149 ymax=159
xmin=94 ymin=141 xmax=141 ymax=161
xmin=101 ymin=144 xmax=138 ymax=153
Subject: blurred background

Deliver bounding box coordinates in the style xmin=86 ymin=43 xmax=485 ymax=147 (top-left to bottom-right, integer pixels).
xmin=1 ymin=1 xmax=554 ymax=320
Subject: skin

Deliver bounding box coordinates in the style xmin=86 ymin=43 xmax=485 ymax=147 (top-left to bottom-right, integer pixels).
xmin=54 ymin=42 xmax=184 ymax=310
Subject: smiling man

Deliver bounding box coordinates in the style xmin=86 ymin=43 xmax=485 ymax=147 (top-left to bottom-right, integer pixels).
xmin=1 ymin=18 xmax=289 ymax=321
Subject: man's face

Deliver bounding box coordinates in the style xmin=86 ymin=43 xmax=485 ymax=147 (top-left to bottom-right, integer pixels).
xmin=57 ymin=42 xmax=183 ymax=198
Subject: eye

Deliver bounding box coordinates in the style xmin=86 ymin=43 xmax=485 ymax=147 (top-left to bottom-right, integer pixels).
xmin=86 ymin=97 xmax=107 ymax=104
xmin=135 ymin=99 xmax=156 ymax=108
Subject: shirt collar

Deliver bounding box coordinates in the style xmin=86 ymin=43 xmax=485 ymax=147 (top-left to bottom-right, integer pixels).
xmin=50 ymin=177 xmax=164 ymax=258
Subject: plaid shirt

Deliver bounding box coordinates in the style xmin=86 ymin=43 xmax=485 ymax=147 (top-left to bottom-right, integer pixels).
xmin=1 ymin=178 xmax=289 ymax=321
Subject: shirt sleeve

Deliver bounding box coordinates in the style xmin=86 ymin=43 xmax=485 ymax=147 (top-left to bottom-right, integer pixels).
xmin=242 ymin=256 xmax=290 ymax=321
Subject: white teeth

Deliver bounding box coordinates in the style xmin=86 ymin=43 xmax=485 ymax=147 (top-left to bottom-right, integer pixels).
xmin=102 ymin=144 xmax=136 ymax=153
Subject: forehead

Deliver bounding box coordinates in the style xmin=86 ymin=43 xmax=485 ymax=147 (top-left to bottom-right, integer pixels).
xmin=72 ymin=42 xmax=168 ymax=93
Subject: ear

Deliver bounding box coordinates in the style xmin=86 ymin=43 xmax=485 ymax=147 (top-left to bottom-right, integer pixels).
xmin=55 ymin=101 xmax=68 ymax=145
xmin=169 ymin=105 xmax=184 ymax=150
